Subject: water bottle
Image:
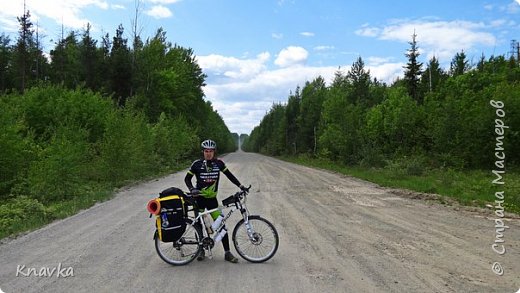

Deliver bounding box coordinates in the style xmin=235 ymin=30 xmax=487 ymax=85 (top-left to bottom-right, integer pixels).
xmin=211 ymin=214 xmax=224 ymax=230
xmin=214 ymin=227 xmax=227 ymax=243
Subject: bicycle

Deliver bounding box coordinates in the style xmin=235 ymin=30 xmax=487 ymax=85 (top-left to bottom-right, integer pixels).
xmin=153 ymin=185 xmax=279 ymax=265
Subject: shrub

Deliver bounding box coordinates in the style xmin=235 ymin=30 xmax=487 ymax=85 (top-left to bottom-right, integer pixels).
xmin=26 ymin=125 xmax=90 ymax=202
xmin=0 ymin=112 xmax=35 ymax=199
xmin=385 ymin=154 xmax=429 ymax=177
xmin=0 ymin=196 xmax=45 ymax=238
xmin=152 ymin=113 xmax=197 ymax=168
xmin=98 ymin=109 xmax=155 ymax=184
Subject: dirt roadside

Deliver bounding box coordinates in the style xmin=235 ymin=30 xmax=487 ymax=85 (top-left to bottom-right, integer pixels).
xmin=0 ymin=152 xmax=518 ymax=293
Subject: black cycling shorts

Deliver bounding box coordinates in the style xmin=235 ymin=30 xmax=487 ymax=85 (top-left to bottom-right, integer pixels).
xmin=194 ymin=197 xmax=218 ymax=211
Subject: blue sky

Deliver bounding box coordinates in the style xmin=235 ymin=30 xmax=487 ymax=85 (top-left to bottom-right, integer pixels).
xmin=1 ymin=0 xmax=519 ymax=134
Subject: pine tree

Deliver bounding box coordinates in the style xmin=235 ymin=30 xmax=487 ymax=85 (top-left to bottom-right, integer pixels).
xmin=477 ymin=53 xmax=486 ymax=72
xmin=285 ymin=87 xmax=301 ymax=154
xmin=49 ymin=31 xmax=80 ymax=88
xmin=14 ymin=9 xmax=34 ymax=92
xmin=109 ymin=24 xmax=132 ymax=106
xmin=79 ymin=23 xmax=99 ymax=90
xmin=403 ymin=31 xmax=423 ymax=104
xmin=347 ymin=56 xmax=371 ymax=106
xmin=98 ymin=33 xmax=111 ymax=93
xmin=0 ymin=34 xmax=12 ymax=92
xmin=298 ymin=77 xmax=327 ymax=154
xmin=33 ymin=22 xmax=47 ymax=82
xmin=421 ymin=56 xmax=446 ymax=93
xmin=450 ymin=50 xmax=470 ymax=76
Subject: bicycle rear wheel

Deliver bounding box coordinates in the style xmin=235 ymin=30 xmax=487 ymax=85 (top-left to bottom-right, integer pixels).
xmin=155 ymin=219 xmax=202 ymax=265
xmin=232 ymin=215 xmax=279 ymax=263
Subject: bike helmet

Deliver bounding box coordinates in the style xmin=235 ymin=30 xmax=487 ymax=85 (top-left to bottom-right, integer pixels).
xmin=201 ymin=139 xmax=217 ymax=150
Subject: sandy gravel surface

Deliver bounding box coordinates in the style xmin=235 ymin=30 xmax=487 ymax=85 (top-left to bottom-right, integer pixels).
xmin=0 ymin=152 xmax=519 ymax=293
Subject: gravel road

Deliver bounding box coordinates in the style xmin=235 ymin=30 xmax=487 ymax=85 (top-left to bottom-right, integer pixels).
xmin=0 ymin=151 xmax=519 ymax=293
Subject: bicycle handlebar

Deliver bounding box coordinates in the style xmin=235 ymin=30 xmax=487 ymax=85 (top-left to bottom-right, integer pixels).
xmin=183 ymin=185 xmax=252 ymax=209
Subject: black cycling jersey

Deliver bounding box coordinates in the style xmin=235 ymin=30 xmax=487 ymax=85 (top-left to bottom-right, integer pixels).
xmin=184 ymin=158 xmax=241 ymax=255
xmin=184 ymin=158 xmax=241 ymax=198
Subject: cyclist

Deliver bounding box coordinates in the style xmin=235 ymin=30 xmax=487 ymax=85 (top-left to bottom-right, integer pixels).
xmin=184 ymin=139 xmax=247 ymax=263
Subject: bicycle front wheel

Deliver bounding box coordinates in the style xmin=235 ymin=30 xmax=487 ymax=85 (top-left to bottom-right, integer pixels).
xmin=232 ymin=215 xmax=279 ymax=263
xmin=155 ymin=219 xmax=202 ymax=266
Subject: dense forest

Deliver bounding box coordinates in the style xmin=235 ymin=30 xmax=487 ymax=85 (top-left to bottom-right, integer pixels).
xmin=242 ymin=33 xmax=520 ymax=173
xmin=242 ymin=38 xmax=520 ymax=210
xmin=0 ymin=11 xmax=237 ymax=236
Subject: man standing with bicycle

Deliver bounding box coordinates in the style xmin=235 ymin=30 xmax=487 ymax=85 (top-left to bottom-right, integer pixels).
xmin=184 ymin=139 xmax=247 ymax=263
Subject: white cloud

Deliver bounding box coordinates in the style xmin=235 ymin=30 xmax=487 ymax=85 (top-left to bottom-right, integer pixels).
xmin=202 ymin=64 xmax=336 ymax=134
xmin=111 ymin=4 xmax=125 ymax=10
xmin=340 ymin=51 xmax=360 ymax=56
xmin=314 ymin=45 xmax=335 ymax=51
xmin=200 ymin=50 xmax=334 ymax=133
xmin=490 ymin=19 xmax=507 ymax=27
xmin=366 ymin=56 xmax=394 ymax=66
xmin=209 ymin=100 xmax=273 ymax=135
xmin=272 ymin=33 xmax=283 ymax=39
xmin=356 ymin=19 xmax=497 ymax=61
xmin=0 ymin=0 xmax=109 ymax=29
xmin=199 ymin=50 xmax=405 ymax=134
xmin=0 ymin=17 xmax=18 ymax=33
xmin=355 ymin=26 xmax=380 ymax=37
xmin=198 ymin=52 xmax=270 ymax=81
xmin=507 ymin=1 xmax=520 ymax=13
xmin=367 ymin=62 xmax=404 ymax=83
xmin=274 ymin=46 xmax=308 ymax=67
xmin=300 ymin=32 xmax=315 ymax=37
xmin=145 ymin=5 xmax=173 ymax=18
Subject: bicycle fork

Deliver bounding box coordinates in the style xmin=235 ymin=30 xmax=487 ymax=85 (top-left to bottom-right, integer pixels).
xmin=240 ymin=210 xmax=256 ymax=240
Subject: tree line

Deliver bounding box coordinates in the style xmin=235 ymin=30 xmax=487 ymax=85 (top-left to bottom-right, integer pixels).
xmin=1 ymin=11 xmax=235 ymax=149
xmin=0 ymin=10 xmax=237 ymax=234
xmin=242 ymin=32 xmax=520 ymax=172
xmin=6 ymin=11 xmax=239 ymax=143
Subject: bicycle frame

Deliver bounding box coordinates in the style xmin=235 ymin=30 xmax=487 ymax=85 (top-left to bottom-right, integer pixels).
xmin=186 ymin=192 xmax=254 ymax=256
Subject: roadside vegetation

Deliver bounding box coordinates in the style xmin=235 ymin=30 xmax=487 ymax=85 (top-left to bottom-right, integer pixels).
xmin=0 ymin=12 xmax=238 ymax=239
xmin=242 ymin=33 xmax=520 ymax=213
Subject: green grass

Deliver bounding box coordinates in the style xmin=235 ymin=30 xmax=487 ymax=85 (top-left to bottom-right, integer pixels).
xmin=280 ymin=155 xmax=520 ymax=214
xmin=0 ymin=187 xmax=112 ymax=240
xmin=0 ymin=183 xmax=119 ymax=240
xmin=0 ymin=160 xmax=191 ymax=241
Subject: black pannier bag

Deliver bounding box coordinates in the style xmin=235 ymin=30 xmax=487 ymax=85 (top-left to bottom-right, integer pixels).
xmin=156 ymin=187 xmax=187 ymax=242
xmin=159 ymin=187 xmax=186 ymax=198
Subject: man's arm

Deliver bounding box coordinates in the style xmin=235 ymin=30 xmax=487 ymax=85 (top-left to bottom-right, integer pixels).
xmin=223 ymin=168 xmax=241 ymax=187
xmin=184 ymin=171 xmax=195 ymax=191
xmin=218 ymin=159 xmax=245 ymax=189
